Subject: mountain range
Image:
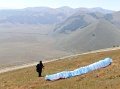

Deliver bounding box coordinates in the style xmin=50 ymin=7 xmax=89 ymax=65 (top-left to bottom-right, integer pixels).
xmin=52 ymin=8 xmax=120 ymax=53
xmin=0 ymin=6 xmax=120 ymax=65
xmin=0 ymin=7 xmax=114 ymax=24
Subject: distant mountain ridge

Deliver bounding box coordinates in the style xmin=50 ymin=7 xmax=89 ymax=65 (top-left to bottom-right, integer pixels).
xmin=53 ymin=9 xmax=120 ymax=35
xmin=0 ymin=6 xmax=115 ymax=24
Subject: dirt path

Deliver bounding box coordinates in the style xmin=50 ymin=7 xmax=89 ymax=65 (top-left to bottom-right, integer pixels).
xmin=0 ymin=47 xmax=120 ymax=74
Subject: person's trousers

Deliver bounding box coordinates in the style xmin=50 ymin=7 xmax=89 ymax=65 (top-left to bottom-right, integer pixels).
xmin=38 ymin=70 xmax=42 ymax=77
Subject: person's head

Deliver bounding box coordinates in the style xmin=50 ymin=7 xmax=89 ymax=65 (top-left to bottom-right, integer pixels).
xmin=39 ymin=61 xmax=42 ymax=64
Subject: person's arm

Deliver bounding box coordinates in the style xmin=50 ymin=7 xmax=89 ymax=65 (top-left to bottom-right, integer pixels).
xmin=42 ymin=64 xmax=44 ymax=68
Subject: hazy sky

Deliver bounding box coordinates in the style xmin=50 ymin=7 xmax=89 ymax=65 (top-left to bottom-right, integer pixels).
xmin=0 ymin=0 xmax=119 ymax=11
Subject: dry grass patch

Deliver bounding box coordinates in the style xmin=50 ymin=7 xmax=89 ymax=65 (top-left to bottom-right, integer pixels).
xmin=0 ymin=49 xmax=120 ymax=89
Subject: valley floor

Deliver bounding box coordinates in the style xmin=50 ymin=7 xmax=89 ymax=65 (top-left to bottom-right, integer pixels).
xmin=0 ymin=47 xmax=120 ymax=73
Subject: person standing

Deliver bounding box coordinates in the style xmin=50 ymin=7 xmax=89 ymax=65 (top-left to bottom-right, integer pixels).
xmin=36 ymin=61 xmax=44 ymax=77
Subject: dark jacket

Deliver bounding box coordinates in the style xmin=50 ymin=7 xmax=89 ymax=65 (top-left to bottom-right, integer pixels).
xmin=36 ymin=62 xmax=44 ymax=72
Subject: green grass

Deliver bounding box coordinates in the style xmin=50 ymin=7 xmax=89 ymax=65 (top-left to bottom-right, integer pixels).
xmin=0 ymin=49 xmax=120 ymax=89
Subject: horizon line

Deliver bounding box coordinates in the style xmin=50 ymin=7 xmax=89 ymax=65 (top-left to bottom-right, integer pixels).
xmin=0 ymin=6 xmax=118 ymax=11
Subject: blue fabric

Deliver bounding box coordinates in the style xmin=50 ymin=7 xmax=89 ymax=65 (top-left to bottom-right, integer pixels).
xmin=45 ymin=58 xmax=112 ymax=81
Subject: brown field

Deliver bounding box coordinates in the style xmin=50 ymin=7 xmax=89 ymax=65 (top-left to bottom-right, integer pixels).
xmin=0 ymin=24 xmax=69 ymax=67
xmin=0 ymin=49 xmax=120 ymax=89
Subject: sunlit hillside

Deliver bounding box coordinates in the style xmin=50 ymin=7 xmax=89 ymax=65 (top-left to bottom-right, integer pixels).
xmin=0 ymin=49 xmax=120 ymax=89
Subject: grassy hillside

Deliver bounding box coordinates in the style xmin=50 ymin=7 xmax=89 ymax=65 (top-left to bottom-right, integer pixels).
xmin=0 ymin=49 xmax=120 ymax=89
xmin=60 ymin=19 xmax=120 ymax=53
xmin=54 ymin=11 xmax=97 ymax=34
